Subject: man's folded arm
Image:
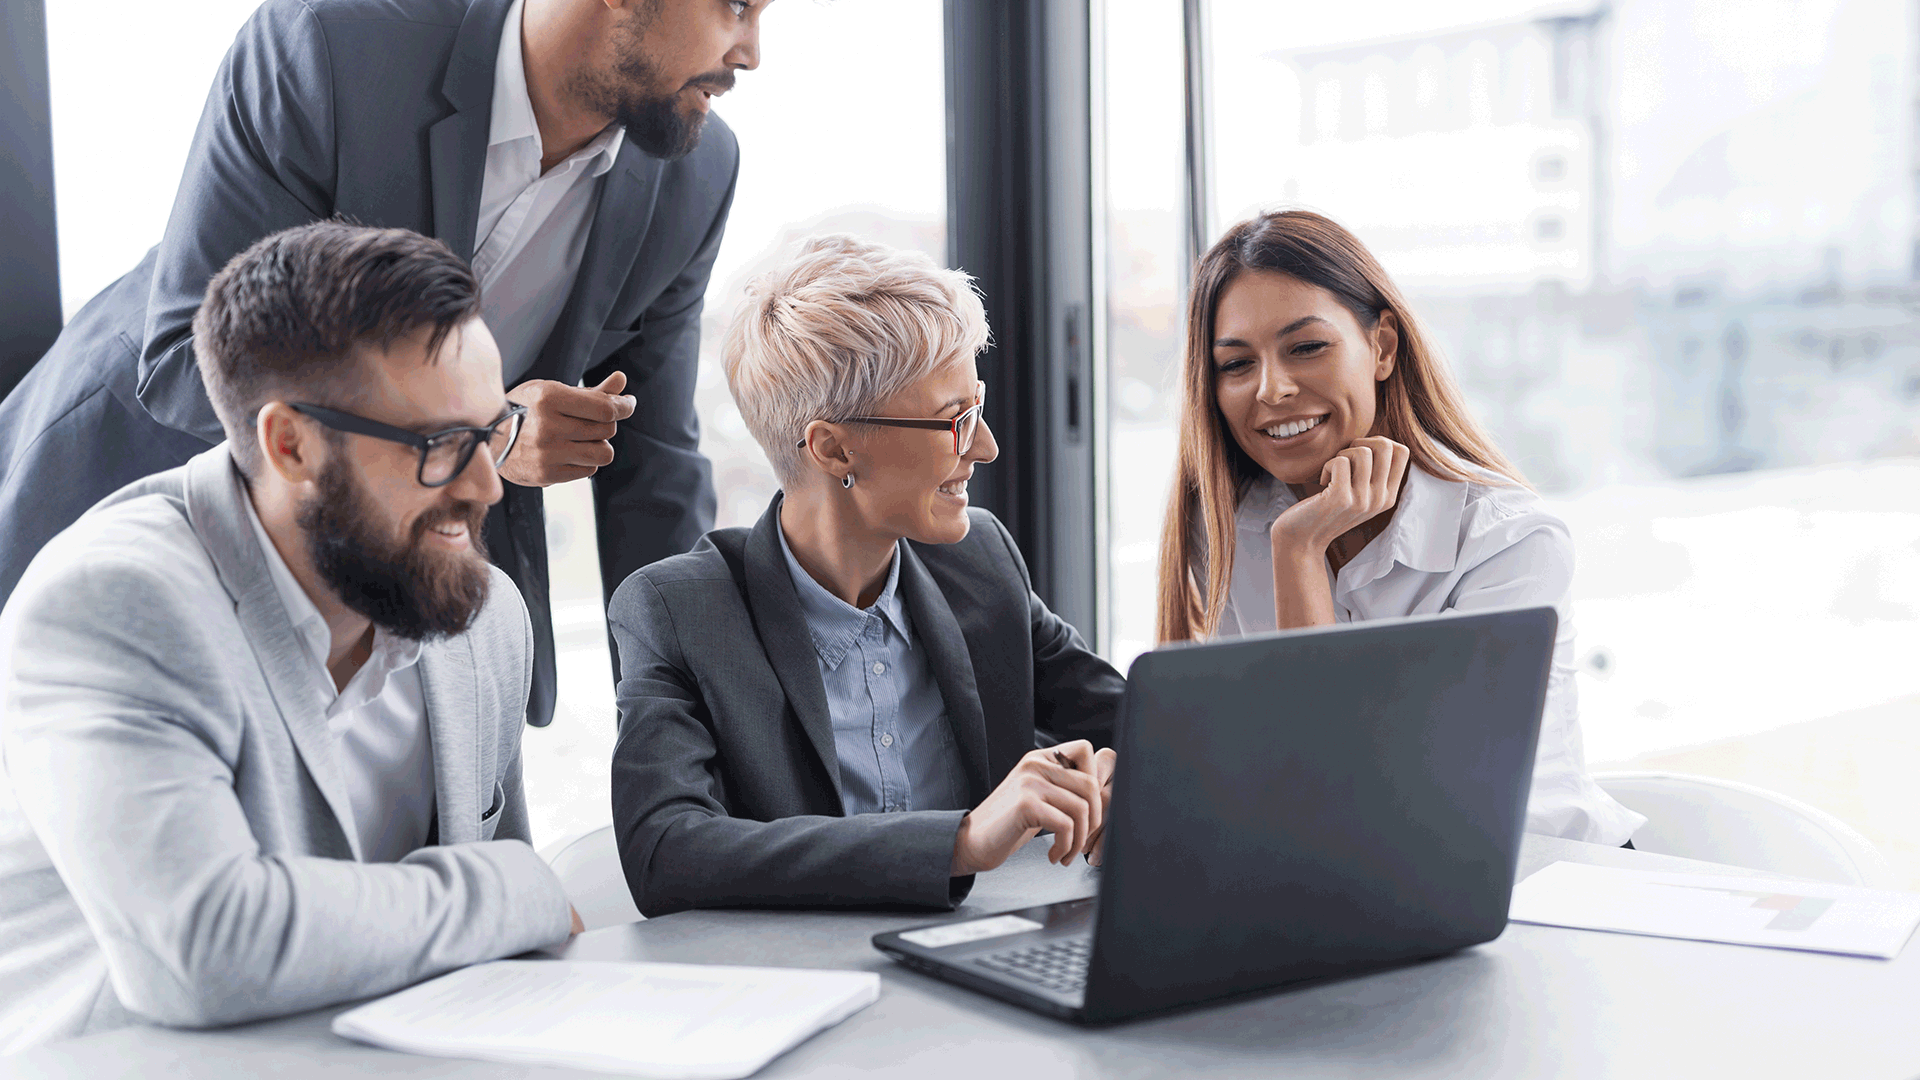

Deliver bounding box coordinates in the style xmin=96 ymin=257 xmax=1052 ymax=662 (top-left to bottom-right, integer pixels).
xmin=609 ymin=578 xmax=967 ymax=916
xmin=2 ymin=562 xmax=572 ymax=1029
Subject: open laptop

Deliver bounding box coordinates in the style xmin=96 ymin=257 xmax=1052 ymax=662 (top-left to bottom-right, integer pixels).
xmin=872 ymin=606 xmax=1557 ymax=1024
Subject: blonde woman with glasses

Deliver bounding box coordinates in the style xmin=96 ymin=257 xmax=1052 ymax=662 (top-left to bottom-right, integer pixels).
xmin=1157 ymin=210 xmax=1642 ymax=846
xmin=608 ymin=235 xmax=1123 ymax=916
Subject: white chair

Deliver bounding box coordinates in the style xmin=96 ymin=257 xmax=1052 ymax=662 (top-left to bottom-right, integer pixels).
xmin=1594 ymin=770 xmax=1893 ymax=888
xmin=538 ymin=824 xmax=644 ymax=931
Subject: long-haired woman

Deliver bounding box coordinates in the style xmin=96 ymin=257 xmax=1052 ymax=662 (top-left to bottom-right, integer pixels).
xmin=1156 ymin=210 xmax=1641 ymax=845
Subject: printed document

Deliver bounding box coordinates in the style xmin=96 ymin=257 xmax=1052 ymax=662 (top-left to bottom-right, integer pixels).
xmin=1511 ymin=861 xmax=1920 ymax=959
xmin=332 ymin=960 xmax=881 ymax=1078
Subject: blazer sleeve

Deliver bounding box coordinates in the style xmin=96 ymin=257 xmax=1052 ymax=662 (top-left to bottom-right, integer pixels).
xmin=985 ymin=516 xmax=1125 ymax=750
xmin=489 ymin=582 xmax=542 ymax=846
xmin=608 ymin=573 xmax=968 ymax=916
xmin=0 ymin=555 xmax=572 ymax=1030
xmin=136 ymin=0 xmax=340 ymax=441
xmin=584 ymin=144 xmax=738 ymax=602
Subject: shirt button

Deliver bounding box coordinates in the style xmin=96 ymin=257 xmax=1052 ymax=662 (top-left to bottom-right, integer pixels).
xmin=872 ymin=661 xmax=887 ymax=675
xmin=880 ymin=733 xmax=895 ymax=747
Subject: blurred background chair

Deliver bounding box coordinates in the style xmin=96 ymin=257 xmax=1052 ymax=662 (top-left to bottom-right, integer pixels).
xmin=539 ymin=825 xmax=643 ymax=932
xmin=1595 ymin=771 xmax=1892 ymax=888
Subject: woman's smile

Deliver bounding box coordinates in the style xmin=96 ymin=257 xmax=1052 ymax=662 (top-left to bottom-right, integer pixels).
xmin=1255 ymin=413 xmax=1329 ymax=446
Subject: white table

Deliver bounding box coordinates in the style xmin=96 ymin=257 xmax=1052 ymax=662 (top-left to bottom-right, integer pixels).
xmin=10 ymin=835 xmax=1920 ymax=1079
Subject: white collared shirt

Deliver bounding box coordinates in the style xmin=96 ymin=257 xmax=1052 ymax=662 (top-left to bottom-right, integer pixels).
xmin=1218 ymin=463 xmax=1646 ymax=846
xmin=476 ymin=0 xmax=626 ymax=384
xmin=241 ymin=497 xmax=436 ymax=863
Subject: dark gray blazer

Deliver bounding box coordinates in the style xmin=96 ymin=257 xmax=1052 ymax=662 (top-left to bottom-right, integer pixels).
xmin=0 ymin=0 xmax=737 ymax=727
xmin=609 ymin=497 xmax=1125 ymax=916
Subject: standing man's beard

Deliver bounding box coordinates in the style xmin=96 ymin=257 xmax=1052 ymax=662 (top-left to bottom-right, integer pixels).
xmin=298 ymin=455 xmax=493 ymax=642
xmin=572 ymin=6 xmax=733 ymax=161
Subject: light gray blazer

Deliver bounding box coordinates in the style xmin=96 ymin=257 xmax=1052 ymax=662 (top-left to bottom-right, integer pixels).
xmin=0 ymin=445 xmax=571 ymax=1052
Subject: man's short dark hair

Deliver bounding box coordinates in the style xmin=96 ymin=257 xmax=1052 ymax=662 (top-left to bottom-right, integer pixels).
xmin=192 ymin=222 xmax=481 ymax=473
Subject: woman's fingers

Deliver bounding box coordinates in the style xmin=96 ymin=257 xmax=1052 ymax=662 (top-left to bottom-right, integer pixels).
xmin=1349 ymin=436 xmax=1409 ymax=513
xmin=1046 ymin=740 xmax=1097 ymax=773
xmin=1344 ymin=443 xmax=1375 ymax=494
xmin=1320 ymin=452 xmax=1353 ymax=493
xmin=1031 ymin=797 xmax=1080 ymax=864
xmin=1036 ymin=764 xmax=1101 ymax=857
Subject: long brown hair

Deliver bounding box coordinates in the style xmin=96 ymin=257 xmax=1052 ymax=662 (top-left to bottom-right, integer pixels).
xmin=1155 ymin=210 xmax=1525 ymax=644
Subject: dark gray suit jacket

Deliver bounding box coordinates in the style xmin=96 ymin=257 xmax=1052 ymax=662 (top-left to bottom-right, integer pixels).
xmin=0 ymin=0 xmax=736 ymax=727
xmin=608 ymin=496 xmax=1126 ymax=917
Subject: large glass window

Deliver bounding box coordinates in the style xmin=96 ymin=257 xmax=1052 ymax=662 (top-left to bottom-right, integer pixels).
xmin=1098 ymin=0 xmax=1190 ymax=669
xmin=1101 ymin=0 xmax=1920 ymax=881
xmin=48 ymin=1 xmax=262 ymax=318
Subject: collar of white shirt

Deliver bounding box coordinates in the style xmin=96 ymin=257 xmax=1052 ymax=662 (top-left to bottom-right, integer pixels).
xmin=1237 ymin=461 xmax=1472 ymax=591
xmin=488 ymin=0 xmax=624 ymax=174
xmin=239 ymin=494 xmax=425 ymax=725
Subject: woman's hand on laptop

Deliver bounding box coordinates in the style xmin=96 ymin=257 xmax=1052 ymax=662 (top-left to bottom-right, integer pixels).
xmin=951 ymin=741 xmax=1107 ymax=876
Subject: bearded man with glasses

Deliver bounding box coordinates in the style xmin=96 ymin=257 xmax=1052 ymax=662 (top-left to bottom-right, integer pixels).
xmin=0 ymin=223 xmax=582 ymax=1052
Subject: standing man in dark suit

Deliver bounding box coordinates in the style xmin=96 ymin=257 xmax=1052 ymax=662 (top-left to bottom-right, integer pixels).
xmin=0 ymin=0 xmax=768 ymax=727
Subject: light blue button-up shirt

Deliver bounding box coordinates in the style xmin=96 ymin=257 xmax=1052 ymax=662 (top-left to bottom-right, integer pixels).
xmin=777 ymin=526 xmax=968 ymax=816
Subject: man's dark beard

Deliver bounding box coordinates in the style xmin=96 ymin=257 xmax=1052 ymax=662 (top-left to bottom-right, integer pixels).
xmin=573 ymin=5 xmax=733 ymax=160
xmin=298 ymin=455 xmax=492 ymax=642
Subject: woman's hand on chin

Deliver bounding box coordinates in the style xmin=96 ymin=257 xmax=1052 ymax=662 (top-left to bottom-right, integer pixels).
xmin=1268 ymin=436 xmax=1411 ymax=556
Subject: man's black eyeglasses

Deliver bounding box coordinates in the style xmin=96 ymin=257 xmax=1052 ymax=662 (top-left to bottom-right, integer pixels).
xmin=289 ymin=402 xmax=527 ymax=488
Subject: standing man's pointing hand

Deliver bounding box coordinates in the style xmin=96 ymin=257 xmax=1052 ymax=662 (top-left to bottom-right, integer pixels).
xmin=502 ymin=371 xmax=639 ymax=487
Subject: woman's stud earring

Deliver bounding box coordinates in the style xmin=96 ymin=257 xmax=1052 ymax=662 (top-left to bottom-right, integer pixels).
xmin=842 ymin=472 xmax=855 ymax=489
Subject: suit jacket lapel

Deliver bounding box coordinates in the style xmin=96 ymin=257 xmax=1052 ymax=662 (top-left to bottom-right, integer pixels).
xmin=740 ymin=496 xmax=843 ymax=805
xmin=525 ymin=143 xmax=663 ymax=383
xmin=417 ymin=641 xmax=481 ymax=845
xmin=897 ymin=547 xmax=991 ymax=803
xmin=427 ymin=0 xmax=512 ymax=261
xmin=179 ymin=448 xmax=361 ymax=859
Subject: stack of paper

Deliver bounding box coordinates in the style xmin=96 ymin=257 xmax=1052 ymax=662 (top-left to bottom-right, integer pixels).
xmin=332 ymin=960 xmax=881 ymax=1078
xmin=1510 ymin=861 xmax=1920 ymax=959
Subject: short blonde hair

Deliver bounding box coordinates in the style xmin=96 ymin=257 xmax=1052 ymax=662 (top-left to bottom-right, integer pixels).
xmin=723 ymin=234 xmax=990 ymax=484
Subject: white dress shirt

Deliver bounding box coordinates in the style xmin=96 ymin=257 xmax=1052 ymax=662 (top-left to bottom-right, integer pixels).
xmin=1217 ymin=462 xmax=1646 ymax=846
xmin=476 ymin=0 xmax=626 ymax=384
xmin=242 ymin=499 xmax=436 ymax=863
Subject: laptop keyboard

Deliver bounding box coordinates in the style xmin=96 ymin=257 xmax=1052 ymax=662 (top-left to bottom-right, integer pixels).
xmin=972 ymin=936 xmax=1092 ymax=996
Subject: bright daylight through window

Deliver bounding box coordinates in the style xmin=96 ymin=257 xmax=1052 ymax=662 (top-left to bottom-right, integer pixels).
xmin=1103 ymin=0 xmax=1920 ymax=883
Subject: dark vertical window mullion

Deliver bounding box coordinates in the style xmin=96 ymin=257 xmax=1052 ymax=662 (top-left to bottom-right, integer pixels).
xmin=1 ymin=0 xmax=61 ymax=402
xmin=1181 ymin=0 xmax=1215 ymax=286
xmin=945 ymin=0 xmax=1099 ymax=642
